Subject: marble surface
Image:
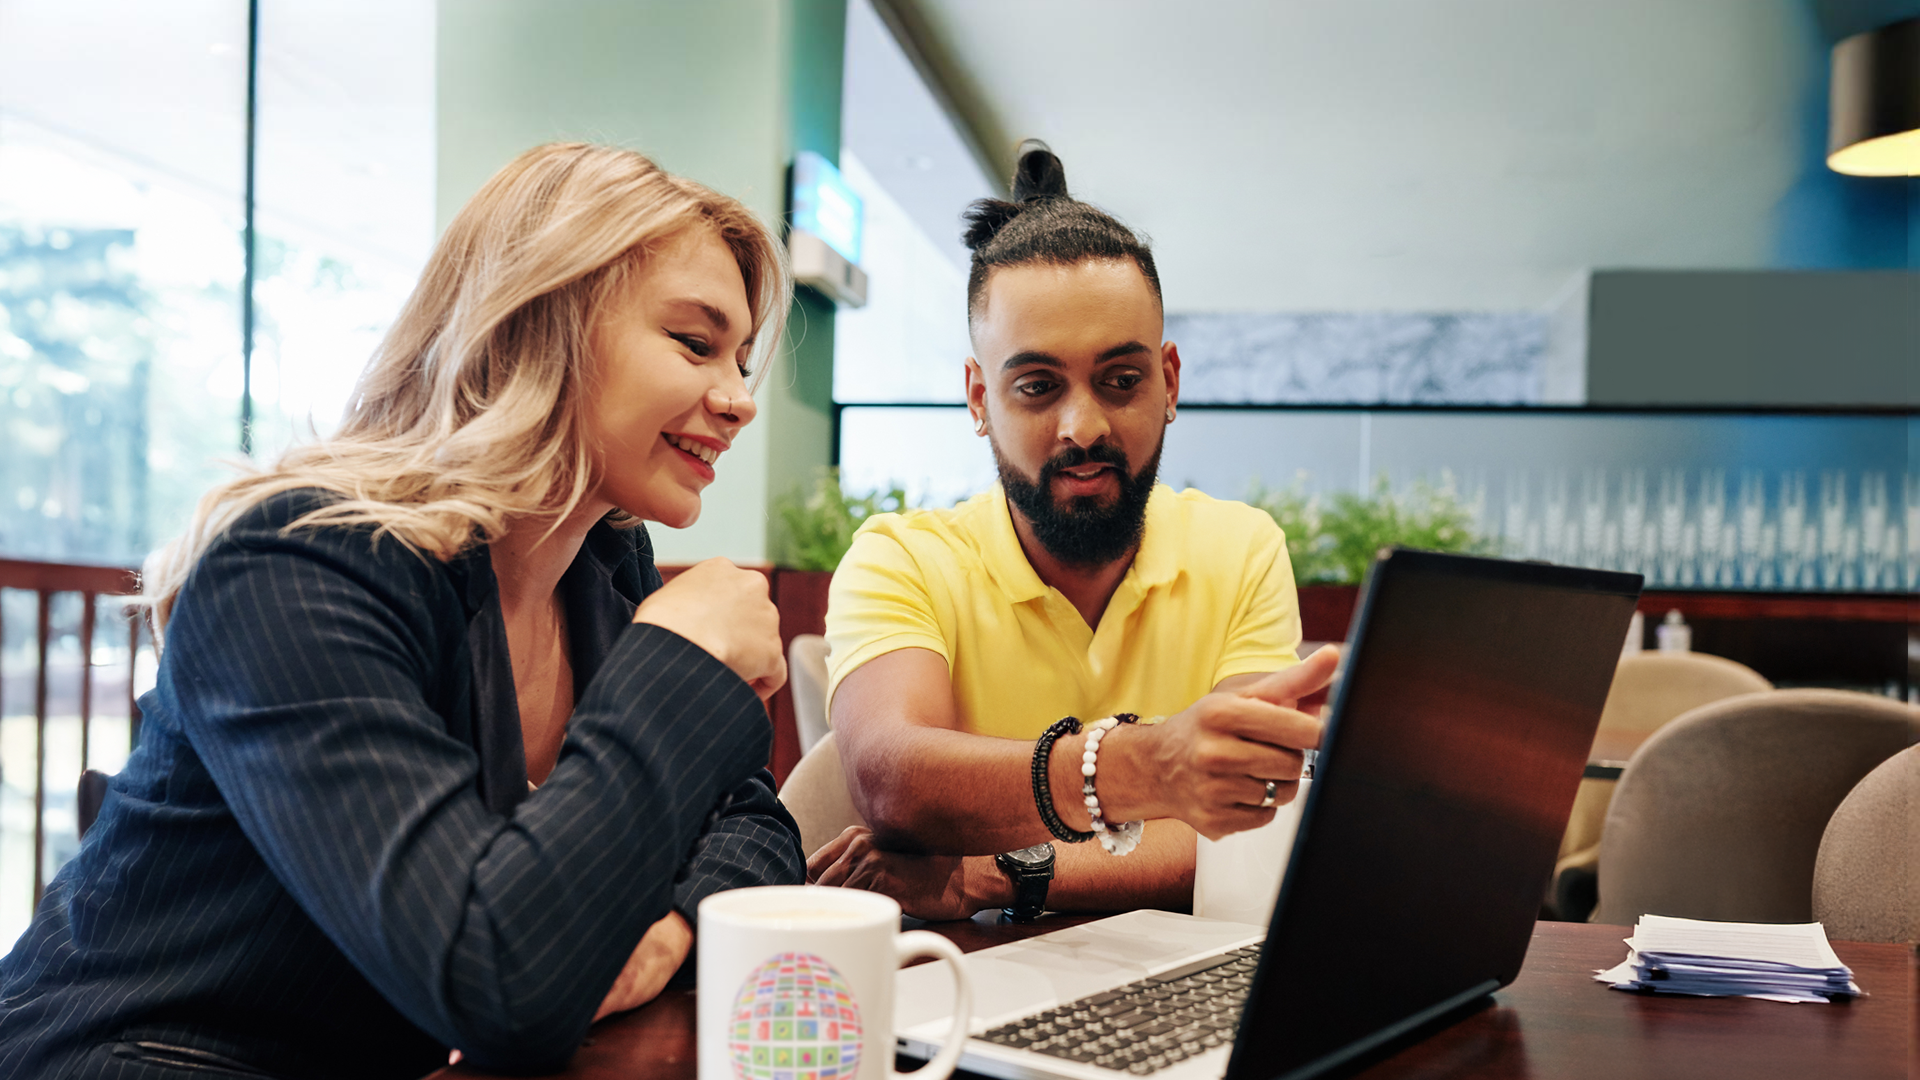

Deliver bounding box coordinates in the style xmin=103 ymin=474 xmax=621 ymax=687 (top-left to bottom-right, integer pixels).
xmin=1165 ymin=311 xmax=1546 ymax=404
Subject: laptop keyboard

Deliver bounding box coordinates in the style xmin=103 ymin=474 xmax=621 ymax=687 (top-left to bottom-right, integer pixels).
xmin=979 ymin=946 xmax=1260 ymax=1075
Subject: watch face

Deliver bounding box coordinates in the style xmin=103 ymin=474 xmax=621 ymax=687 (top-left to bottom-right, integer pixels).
xmin=1003 ymin=843 xmax=1054 ymax=869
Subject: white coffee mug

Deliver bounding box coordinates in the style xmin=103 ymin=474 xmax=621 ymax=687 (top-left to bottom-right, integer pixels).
xmin=698 ymin=886 xmax=975 ymax=1080
xmin=1192 ymin=777 xmax=1311 ymax=925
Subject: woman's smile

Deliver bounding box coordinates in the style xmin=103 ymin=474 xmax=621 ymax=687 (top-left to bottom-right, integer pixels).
xmin=663 ymin=431 xmax=725 ymax=480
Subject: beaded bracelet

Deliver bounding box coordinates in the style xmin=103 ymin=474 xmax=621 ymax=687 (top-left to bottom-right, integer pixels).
xmin=1081 ymin=713 xmax=1144 ymax=856
xmin=1031 ymin=716 xmax=1094 ymax=843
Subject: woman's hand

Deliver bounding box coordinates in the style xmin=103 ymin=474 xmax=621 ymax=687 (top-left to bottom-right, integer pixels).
xmin=633 ymin=558 xmax=786 ymax=699
xmin=593 ymin=910 xmax=693 ymax=1022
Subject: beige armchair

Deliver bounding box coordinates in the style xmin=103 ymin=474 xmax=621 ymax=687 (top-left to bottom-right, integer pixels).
xmin=788 ymin=633 xmax=832 ymax=756
xmin=776 ymin=732 xmax=864 ymax=860
xmin=1592 ymin=689 xmax=1920 ymax=926
xmin=1550 ymin=651 xmax=1771 ymax=919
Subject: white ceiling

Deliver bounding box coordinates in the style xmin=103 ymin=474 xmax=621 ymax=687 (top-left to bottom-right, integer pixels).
xmin=895 ymin=0 xmax=1822 ymax=313
xmin=843 ymin=0 xmax=997 ymax=271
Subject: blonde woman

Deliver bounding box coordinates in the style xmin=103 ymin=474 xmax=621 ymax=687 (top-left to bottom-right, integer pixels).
xmin=0 ymin=144 xmax=803 ymax=1078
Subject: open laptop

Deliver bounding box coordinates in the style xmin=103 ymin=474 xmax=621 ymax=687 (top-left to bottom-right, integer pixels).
xmin=897 ymin=548 xmax=1642 ymax=1080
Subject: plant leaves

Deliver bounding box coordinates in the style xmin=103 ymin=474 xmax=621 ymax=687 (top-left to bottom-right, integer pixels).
xmin=1247 ymin=473 xmax=1493 ymax=584
xmin=774 ymin=468 xmax=911 ymax=571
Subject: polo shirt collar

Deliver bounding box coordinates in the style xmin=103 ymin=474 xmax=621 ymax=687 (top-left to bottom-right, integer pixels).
xmin=1128 ymin=485 xmax=1183 ymax=589
xmin=981 ymin=482 xmax=1182 ymax=603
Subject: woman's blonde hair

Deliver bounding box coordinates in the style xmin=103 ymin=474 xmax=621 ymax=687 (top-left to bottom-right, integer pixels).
xmin=143 ymin=142 xmax=792 ymax=634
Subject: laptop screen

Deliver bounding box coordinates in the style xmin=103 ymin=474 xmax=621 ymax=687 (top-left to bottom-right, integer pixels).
xmin=1228 ymin=549 xmax=1641 ymax=1080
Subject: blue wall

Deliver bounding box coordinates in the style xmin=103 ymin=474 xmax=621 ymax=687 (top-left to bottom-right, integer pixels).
xmin=1773 ymin=2 xmax=1916 ymax=267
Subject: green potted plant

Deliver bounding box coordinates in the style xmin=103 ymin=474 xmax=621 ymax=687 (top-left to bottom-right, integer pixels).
xmin=774 ymin=468 xmax=911 ymax=573
xmin=1247 ymin=474 xmax=1492 ymax=638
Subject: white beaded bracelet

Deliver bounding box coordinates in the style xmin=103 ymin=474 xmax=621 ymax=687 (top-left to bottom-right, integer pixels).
xmin=1080 ymin=715 xmax=1145 ymax=856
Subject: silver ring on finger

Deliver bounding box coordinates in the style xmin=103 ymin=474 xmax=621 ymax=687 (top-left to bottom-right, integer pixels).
xmin=1259 ymin=779 xmax=1279 ymax=809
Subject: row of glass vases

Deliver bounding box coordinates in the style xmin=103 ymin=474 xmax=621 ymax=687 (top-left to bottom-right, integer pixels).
xmin=1472 ymin=469 xmax=1915 ymax=592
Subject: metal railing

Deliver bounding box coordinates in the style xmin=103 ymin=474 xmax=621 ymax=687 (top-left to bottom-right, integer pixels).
xmin=0 ymin=559 xmax=143 ymax=907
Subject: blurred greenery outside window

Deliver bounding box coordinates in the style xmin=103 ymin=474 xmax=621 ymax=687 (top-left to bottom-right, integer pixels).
xmin=1 ymin=0 xmax=432 ymax=567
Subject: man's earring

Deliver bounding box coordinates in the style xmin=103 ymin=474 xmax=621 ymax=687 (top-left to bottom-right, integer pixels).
xmin=1165 ymin=406 xmax=1176 ymax=423
xmin=974 ymin=414 xmax=987 ymax=435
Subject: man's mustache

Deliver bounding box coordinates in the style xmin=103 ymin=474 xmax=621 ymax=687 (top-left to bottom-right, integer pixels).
xmin=1037 ymin=443 xmax=1131 ymax=483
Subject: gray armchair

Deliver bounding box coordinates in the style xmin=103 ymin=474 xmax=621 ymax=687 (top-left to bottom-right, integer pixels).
xmin=1813 ymin=745 xmax=1920 ymax=943
xmin=1592 ymin=689 xmax=1920 ymax=926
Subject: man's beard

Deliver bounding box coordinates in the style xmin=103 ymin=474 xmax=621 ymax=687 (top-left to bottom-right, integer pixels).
xmin=996 ymin=438 xmax=1162 ymax=568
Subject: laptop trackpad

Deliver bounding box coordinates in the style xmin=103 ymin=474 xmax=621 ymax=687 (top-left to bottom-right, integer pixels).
xmin=896 ymin=910 xmax=1265 ymax=1034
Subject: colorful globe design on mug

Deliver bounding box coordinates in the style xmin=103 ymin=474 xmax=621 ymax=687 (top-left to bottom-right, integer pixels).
xmin=729 ymin=951 xmax=863 ymax=1080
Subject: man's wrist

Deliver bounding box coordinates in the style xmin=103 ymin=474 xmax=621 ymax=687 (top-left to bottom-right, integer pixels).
xmin=964 ymin=855 xmax=1016 ymax=911
xmin=1085 ymin=721 xmax=1166 ymax=822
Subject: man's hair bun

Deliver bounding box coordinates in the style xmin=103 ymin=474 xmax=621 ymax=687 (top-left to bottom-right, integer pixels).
xmin=960 ymin=141 xmax=1071 ymax=252
xmin=960 ymin=138 xmax=1161 ymax=326
xmin=1010 ymin=140 xmax=1068 ymax=203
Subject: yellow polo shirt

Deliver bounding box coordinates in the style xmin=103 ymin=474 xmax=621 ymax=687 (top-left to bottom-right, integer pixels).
xmin=823 ymin=484 xmax=1301 ymax=739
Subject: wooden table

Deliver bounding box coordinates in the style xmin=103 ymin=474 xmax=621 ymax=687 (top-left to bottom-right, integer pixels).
xmin=435 ymin=915 xmax=1915 ymax=1080
xmin=1346 ymin=922 xmax=1914 ymax=1080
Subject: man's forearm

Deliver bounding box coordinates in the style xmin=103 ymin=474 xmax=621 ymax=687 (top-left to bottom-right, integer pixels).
xmin=961 ymin=820 xmax=1196 ymax=914
xmin=851 ymin=721 xmax=1102 ymax=855
xmin=857 ymin=717 xmax=1189 ymax=856
xmin=838 ymin=648 xmax=1329 ymax=855
xmin=1048 ymin=819 xmax=1195 ymax=912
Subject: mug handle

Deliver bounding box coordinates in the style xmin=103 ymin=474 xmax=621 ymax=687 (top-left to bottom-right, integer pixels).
xmin=891 ymin=930 xmax=974 ymax=1080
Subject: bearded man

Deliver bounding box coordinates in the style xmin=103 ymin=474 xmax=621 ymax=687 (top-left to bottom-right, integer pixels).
xmin=809 ymin=145 xmax=1336 ymax=920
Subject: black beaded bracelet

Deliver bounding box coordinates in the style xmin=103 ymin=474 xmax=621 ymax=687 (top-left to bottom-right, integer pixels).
xmin=1032 ymin=716 xmax=1095 ymax=843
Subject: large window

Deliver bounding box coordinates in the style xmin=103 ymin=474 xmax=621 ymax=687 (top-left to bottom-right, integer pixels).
xmin=250 ymin=0 xmax=435 ymax=459
xmin=0 ymin=0 xmax=433 ymax=944
xmin=832 ymin=0 xmax=995 ymax=486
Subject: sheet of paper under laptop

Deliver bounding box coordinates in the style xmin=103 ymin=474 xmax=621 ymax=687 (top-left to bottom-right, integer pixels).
xmin=1593 ymin=914 xmax=1863 ymax=1003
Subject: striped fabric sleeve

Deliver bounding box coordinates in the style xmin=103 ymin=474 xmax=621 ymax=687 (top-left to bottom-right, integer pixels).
xmin=656 ymin=771 xmax=805 ymax=991
xmin=163 ymin=521 xmax=773 ymax=1073
xmin=671 ymin=770 xmax=806 ymax=936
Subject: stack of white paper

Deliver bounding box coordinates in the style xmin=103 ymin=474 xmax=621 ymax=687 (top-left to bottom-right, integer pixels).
xmin=1593 ymin=914 xmax=1863 ymax=1003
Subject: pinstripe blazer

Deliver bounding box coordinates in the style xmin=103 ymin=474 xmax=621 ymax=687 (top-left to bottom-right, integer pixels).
xmin=0 ymin=490 xmax=804 ymax=1079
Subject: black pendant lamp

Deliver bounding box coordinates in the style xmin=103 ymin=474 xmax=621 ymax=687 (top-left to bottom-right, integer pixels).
xmin=1828 ymin=16 xmax=1920 ymax=176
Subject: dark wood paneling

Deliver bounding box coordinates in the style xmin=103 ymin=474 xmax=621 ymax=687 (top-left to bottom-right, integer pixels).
xmin=1638 ymin=591 xmax=1915 ymax=623
xmin=1298 ymin=585 xmax=1361 ymax=642
xmin=1632 ymin=593 xmax=1915 ymax=689
xmin=1303 ymin=584 xmax=1917 ymax=690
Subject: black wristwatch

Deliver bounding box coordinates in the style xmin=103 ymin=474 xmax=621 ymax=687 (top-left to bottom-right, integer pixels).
xmin=996 ymin=843 xmax=1056 ymax=923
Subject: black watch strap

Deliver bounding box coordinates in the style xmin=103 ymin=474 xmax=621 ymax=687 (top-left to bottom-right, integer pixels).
xmin=997 ymin=849 xmax=1054 ymax=922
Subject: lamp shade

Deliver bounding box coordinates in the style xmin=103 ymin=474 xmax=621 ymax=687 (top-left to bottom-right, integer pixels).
xmin=1828 ymin=16 xmax=1920 ymax=176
